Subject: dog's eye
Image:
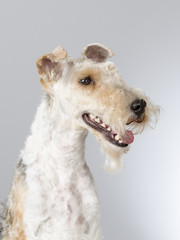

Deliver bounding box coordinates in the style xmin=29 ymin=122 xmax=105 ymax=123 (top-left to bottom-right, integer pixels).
xmin=80 ymin=76 xmax=92 ymax=85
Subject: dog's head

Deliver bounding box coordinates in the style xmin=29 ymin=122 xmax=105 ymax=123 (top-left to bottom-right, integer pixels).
xmin=37 ymin=44 xmax=159 ymax=171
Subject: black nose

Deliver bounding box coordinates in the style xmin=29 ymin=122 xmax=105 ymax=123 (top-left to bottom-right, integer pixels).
xmin=130 ymin=99 xmax=147 ymax=116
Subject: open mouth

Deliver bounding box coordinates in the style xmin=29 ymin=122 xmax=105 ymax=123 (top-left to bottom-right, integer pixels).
xmin=82 ymin=113 xmax=134 ymax=148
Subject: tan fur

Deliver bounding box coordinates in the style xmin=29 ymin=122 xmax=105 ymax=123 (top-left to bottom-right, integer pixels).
xmin=69 ymin=64 xmax=136 ymax=127
xmin=3 ymin=169 xmax=27 ymax=240
xmin=37 ymin=45 xmax=68 ymax=95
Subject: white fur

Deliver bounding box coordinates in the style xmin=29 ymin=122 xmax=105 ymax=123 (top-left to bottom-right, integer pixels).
xmin=20 ymin=97 xmax=102 ymax=240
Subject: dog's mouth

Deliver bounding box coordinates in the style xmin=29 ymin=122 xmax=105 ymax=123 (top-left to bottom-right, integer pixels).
xmin=82 ymin=113 xmax=134 ymax=148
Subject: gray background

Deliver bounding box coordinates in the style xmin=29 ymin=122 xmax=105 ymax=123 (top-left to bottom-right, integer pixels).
xmin=0 ymin=0 xmax=179 ymax=239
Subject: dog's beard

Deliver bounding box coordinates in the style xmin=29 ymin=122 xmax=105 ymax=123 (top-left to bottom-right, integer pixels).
xmin=80 ymin=93 xmax=160 ymax=172
xmin=86 ymin=103 xmax=159 ymax=172
xmin=89 ymin=129 xmax=129 ymax=172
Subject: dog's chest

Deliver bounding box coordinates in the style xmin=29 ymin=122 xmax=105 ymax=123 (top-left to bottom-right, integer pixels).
xmin=24 ymin=154 xmax=101 ymax=240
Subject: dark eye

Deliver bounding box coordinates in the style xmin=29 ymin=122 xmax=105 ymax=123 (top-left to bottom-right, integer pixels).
xmin=80 ymin=76 xmax=92 ymax=85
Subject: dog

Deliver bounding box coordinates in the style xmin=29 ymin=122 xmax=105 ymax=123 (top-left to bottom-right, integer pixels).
xmin=0 ymin=43 xmax=159 ymax=240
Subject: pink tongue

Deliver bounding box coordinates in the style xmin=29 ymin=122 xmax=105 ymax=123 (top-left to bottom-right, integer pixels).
xmin=121 ymin=130 xmax=134 ymax=144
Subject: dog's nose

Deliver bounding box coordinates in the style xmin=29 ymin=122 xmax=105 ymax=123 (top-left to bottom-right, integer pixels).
xmin=130 ymin=99 xmax=147 ymax=116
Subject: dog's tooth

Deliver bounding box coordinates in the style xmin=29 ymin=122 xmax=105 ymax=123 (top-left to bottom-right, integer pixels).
xmin=119 ymin=140 xmax=123 ymax=143
xmin=107 ymin=127 xmax=111 ymax=131
xmin=89 ymin=114 xmax=95 ymax=119
xmin=95 ymin=117 xmax=100 ymax=123
xmin=115 ymin=134 xmax=120 ymax=141
xmin=101 ymin=123 xmax=106 ymax=128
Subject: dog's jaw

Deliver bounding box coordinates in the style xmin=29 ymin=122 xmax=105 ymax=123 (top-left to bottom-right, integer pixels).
xmin=82 ymin=113 xmax=131 ymax=147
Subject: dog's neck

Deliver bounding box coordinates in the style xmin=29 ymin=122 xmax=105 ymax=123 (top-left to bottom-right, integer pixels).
xmin=20 ymin=96 xmax=102 ymax=240
xmin=21 ymin=95 xmax=87 ymax=167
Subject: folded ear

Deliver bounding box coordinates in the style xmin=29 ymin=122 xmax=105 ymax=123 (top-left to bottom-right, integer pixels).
xmin=82 ymin=43 xmax=114 ymax=63
xmin=36 ymin=46 xmax=67 ymax=93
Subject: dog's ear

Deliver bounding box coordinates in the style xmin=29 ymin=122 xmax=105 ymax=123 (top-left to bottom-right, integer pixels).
xmin=82 ymin=43 xmax=114 ymax=63
xmin=36 ymin=46 xmax=67 ymax=93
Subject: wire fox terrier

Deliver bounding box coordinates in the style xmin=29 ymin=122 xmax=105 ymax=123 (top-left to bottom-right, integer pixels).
xmin=0 ymin=43 xmax=159 ymax=240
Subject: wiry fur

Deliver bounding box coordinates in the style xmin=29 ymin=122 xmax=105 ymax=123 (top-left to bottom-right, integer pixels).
xmin=0 ymin=43 xmax=159 ymax=240
xmin=0 ymin=203 xmax=6 ymax=238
